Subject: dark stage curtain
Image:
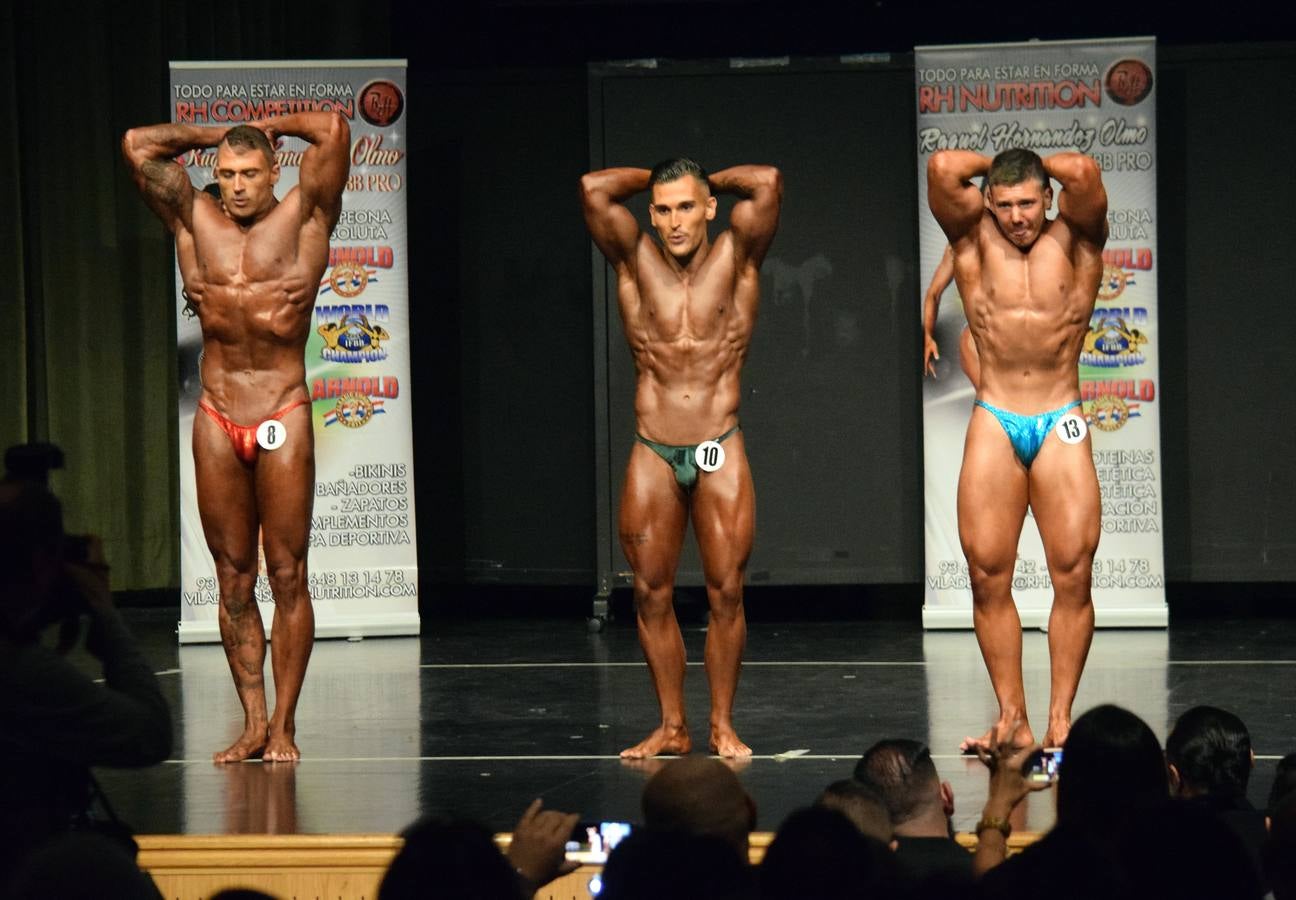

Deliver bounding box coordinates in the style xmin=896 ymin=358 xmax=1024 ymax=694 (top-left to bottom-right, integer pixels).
xmin=2 ymin=1 xmax=394 ymax=589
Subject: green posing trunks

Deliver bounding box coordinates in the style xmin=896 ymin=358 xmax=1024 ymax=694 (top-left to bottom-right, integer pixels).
xmin=635 ymin=425 xmax=740 ymax=490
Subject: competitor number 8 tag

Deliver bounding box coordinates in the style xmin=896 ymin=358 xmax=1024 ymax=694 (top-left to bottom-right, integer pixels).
xmin=257 ymin=420 xmax=288 ymax=451
xmin=1055 ymin=413 xmax=1088 ymax=445
xmin=695 ymin=440 xmax=726 ymax=473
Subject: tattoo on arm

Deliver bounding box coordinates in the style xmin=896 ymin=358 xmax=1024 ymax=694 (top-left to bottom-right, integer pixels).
xmin=140 ymin=159 xmax=190 ymax=208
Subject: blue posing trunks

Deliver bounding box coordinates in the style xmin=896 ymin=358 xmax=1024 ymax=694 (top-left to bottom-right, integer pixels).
xmin=975 ymin=399 xmax=1082 ymax=467
xmin=635 ymin=425 xmax=740 ymax=490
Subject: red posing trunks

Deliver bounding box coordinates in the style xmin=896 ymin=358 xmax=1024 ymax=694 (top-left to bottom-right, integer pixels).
xmin=198 ymin=398 xmax=310 ymax=465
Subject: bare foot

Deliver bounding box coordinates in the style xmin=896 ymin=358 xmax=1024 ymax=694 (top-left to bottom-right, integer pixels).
xmin=709 ymin=724 xmax=751 ymax=759
xmin=1042 ymin=719 xmax=1070 ymax=748
xmin=620 ymin=724 xmax=691 ymax=759
xmin=960 ymin=720 xmax=1034 ymax=755
xmin=214 ymin=724 xmax=269 ymax=764
xmin=263 ymin=728 xmax=301 ymax=762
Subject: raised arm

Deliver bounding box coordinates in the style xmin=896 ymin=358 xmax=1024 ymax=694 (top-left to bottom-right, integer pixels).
xmin=1044 ymin=152 xmax=1108 ymax=246
xmin=121 ymin=123 xmax=227 ymax=233
xmin=922 ymin=245 xmax=955 ymax=377
xmin=927 ymin=151 xmax=990 ymax=245
xmin=710 ymin=164 xmax=782 ymax=269
xmin=579 ymin=167 xmax=648 ymax=269
xmin=252 ymin=112 xmax=350 ymax=229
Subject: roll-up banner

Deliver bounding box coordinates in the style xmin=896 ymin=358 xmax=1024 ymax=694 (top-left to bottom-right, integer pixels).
xmin=915 ymin=38 xmax=1166 ymax=628
xmin=169 ymin=60 xmax=418 ymax=643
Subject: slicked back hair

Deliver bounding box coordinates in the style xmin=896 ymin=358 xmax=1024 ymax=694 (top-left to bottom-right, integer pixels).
xmin=1166 ymin=705 xmax=1253 ymax=796
xmin=221 ymin=125 xmax=275 ymax=166
xmin=853 ymin=739 xmax=941 ymax=825
xmin=649 ymin=157 xmax=710 ymax=192
xmin=987 ymin=147 xmax=1048 ymax=191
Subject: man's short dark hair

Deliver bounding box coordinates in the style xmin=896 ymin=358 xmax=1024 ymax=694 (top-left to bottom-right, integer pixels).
xmin=853 ymin=739 xmax=940 ymax=824
xmin=1166 ymin=705 xmax=1253 ymax=797
xmin=649 ymin=157 xmax=709 ymax=190
xmin=221 ymin=125 xmax=275 ymax=165
xmin=816 ymin=779 xmax=891 ymax=842
xmin=987 ymin=148 xmax=1048 ymax=191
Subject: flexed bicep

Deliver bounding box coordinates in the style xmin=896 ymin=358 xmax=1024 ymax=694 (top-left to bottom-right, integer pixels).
xmin=927 ymin=151 xmax=990 ymax=245
xmin=728 ymin=171 xmax=782 ymax=269
xmin=711 ymin=165 xmax=782 ymax=270
xmin=122 ymin=128 xmax=197 ymax=233
xmin=580 ymin=168 xmax=649 ymax=268
xmin=296 ymin=112 xmax=350 ymax=228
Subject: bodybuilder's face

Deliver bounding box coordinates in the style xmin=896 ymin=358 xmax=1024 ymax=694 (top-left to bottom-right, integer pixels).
xmin=214 ymin=143 xmax=280 ymax=222
xmin=649 ymin=176 xmax=717 ymax=261
xmin=986 ymin=179 xmax=1052 ymax=250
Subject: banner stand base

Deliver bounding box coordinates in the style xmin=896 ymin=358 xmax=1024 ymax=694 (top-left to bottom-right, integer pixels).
xmin=178 ymin=612 xmax=422 ymax=645
xmin=922 ymin=604 xmax=1168 ymax=630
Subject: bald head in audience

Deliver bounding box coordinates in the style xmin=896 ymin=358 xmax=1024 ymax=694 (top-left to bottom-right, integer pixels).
xmin=641 ymin=756 xmax=756 ymax=859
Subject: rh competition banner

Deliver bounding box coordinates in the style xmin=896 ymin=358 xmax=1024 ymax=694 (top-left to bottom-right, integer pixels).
xmin=915 ymin=38 xmax=1167 ymax=628
xmin=170 ymin=60 xmax=419 ymax=643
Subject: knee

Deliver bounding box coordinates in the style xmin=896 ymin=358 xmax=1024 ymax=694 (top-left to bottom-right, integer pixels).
xmin=633 ymin=580 xmax=675 ymax=621
xmin=966 ymin=555 xmax=1014 ymax=598
xmin=213 ymin=556 xmax=257 ymax=607
xmin=704 ymin=573 xmax=744 ymax=620
xmin=265 ymin=558 xmax=307 ymax=605
xmin=1049 ymin=550 xmax=1096 ymax=596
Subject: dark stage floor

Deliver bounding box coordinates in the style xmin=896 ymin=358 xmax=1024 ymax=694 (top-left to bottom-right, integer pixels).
xmin=89 ymin=604 xmax=1296 ymax=837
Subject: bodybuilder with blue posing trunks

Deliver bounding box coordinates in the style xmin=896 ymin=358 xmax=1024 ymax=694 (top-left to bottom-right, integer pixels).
xmin=581 ymin=159 xmax=781 ymax=758
xmin=927 ymin=148 xmax=1108 ymax=753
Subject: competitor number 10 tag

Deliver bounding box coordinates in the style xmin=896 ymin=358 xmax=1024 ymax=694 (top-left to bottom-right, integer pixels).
xmin=695 ymin=440 xmax=726 ymax=473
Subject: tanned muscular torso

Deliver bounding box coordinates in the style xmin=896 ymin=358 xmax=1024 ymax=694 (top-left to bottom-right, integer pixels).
xmin=180 ymin=191 xmax=330 ymax=423
xmin=621 ymin=230 xmax=757 ymax=444
xmin=953 ymin=212 xmax=1104 ymax=413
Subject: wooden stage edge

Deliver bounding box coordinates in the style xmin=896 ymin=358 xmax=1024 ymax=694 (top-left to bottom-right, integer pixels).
xmin=137 ymin=830 xmax=1041 ymax=900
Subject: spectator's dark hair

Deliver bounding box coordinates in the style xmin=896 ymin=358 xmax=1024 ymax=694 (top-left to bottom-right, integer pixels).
xmin=987 ymin=148 xmax=1048 ymax=191
xmin=854 ymin=739 xmax=941 ymax=825
xmin=816 ymin=779 xmax=891 ymax=842
xmin=221 ymin=125 xmax=275 ymax=166
xmin=379 ymin=817 xmax=519 ymax=900
xmin=598 ymin=828 xmax=753 ymax=900
xmin=759 ymin=806 xmax=900 ymax=900
xmin=1266 ymin=792 xmax=1296 ymax=900
xmin=1056 ymin=704 xmax=1167 ymax=828
xmin=1166 ymin=705 xmax=1253 ymax=796
xmin=1119 ymin=799 xmax=1264 ymax=900
xmin=4 ymin=832 xmax=160 ymax=900
xmin=649 ymin=157 xmax=709 ymax=190
xmin=4 ymin=442 xmax=64 ymax=485
xmin=1268 ymin=752 xmax=1296 ymax=815
xmin=1 ymin=480 xmax=69 ymax=642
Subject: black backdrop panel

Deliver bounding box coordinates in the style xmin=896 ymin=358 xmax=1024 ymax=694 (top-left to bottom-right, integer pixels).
xmin=1175 ymin=48 xmax=1296 ymax=580
xmin=591 ymin=62 xmax=924 ymax=587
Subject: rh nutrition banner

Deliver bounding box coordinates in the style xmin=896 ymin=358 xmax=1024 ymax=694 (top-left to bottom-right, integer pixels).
xmin=914 ymin=38 xmax=1167 ymax=629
